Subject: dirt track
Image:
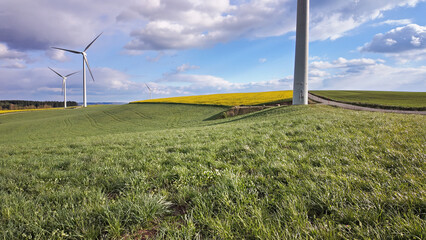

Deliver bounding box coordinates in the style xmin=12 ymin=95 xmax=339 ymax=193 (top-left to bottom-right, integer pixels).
xmin=308 ymin=93 xmax=426 ymax=115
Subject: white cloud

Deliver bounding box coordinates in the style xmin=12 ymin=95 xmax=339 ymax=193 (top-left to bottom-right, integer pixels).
xmin=46 ymin=49 xmax=69 ymax=62
xmin=145 ymin=52 xmax=165 ymax=62
xmin=123 ymin=0 xmax=426 ymax=51
xmin=310 ymin=13 xmax=361 ymax=41
xmin=153 ymin=63 xmax=294 ymax=96
xmin=309 ymin=56 xmax=322 ymax=61
xmin=1 ymin=60 xmax=26 ymax=69
xmin=321 ymin=64 xmax=426 ymax=91
xmin=411 ymin=36 xmax=421 ymax=46
xmin=91 ymin=68 xmax=137 ymax=91
xmin=385 ymin=38 xmax=397 ymax=46
xmin=0 ymin=67 xmax=146 ymax=102
xmin=0 ymin=43 xmax=29 ymax=68
xmin=0 ymin=43 xmax=26 ymax=59
xmin=176 ymin=64 xmax=200 ymax=73
xmin=124 ymin=0 xmax=293 ymax=51
xmin=0 ymin=0 xmax=424 ymax=53
xmin=259 ymin=58 xmax=267 ymax=63
xmin=375 ymin=19 xmax=413 ymax=26
xmin=361 ymin=24 xmax=426 ymax=53
xmin=309 ymin=57 xmax=426 ymax=91
xmin=152 ymin=73 xmax=294 ymax=97
xmin=0 ymin=62 xmax=293 ymax=101
xmin=310 ymin=57 xmax=380 ymax=69
xmin=360 ymin=24 xmax=426 ymax=62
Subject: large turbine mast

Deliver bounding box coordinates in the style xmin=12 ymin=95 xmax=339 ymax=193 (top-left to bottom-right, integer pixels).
xmin=52 ymin=32 xmax=102 ymax=107
xmin=293 ymin=0 xmax=309 ymax=105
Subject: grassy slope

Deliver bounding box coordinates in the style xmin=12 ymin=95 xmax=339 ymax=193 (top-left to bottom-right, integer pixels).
xmin=310 ymin=90 xmax=426 ymax=110
xmin=1 ymin=104 xmax=425 ymax=239
xmin=0 ymin=104 xmax=228 ymax=145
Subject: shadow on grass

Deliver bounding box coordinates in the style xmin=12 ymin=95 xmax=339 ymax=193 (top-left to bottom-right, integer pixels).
xmin=205 ymin=105 xmax=309 ymax=127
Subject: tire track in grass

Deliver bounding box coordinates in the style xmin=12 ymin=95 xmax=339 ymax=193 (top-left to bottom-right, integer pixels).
xmin=62 ymin=117 xmax=73 ymax=134
xmin=102 ymin=109 xmax=144 ymax=127
xmin=62 ymin=116 xmax=81 ymax=137
xmin=102 ymin=110 xmax=125 ymax=123
xmin=129 ymin=109 xmax=156 ymax=127
xmin=166 ymin=109 xmax=184 ymax=128
xmin=130 ymin=109 xmax=150 ymax=119
xmin=84 ymin=112 xmax=104 ymax=131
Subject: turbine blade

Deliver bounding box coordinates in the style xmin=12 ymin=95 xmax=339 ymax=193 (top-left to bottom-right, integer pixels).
xmin=65 ymin=71 xmax=79 ymax=77
xmin=62 ymin=81 xmax=65 ymax=95
xmin=145 ymin=83 xmax=151 ymax=91
xmin=84 ymin=56 xmax=95 ymax=82
xmin=48 ymin=67 xmax=64 ymax=78
xmin=84 ymin=32 xmax=103 ymax=52
xmin=51 ymin=47 xmax=81 ymax=54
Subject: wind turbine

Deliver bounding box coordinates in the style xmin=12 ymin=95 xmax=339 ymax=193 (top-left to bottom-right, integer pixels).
xmin=48 ymin=67 xmax=78 ymax=108
xmin=145 ymin=83 xmax=153 ymax=99
xmin=52 ymin=32 xmax=102 ymax=107
xmin=293 ymin=0 xmax=309 ymax=105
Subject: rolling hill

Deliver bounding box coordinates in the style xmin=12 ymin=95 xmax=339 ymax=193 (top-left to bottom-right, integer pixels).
xmin=0 ymin=99 xmax=425 ymax=239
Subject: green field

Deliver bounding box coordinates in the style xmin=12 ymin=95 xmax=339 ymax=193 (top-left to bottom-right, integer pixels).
xmin=310 ymin=90 xmax=426 ymax=110
xmin=1 ymin=103 xmax=425 ymax=239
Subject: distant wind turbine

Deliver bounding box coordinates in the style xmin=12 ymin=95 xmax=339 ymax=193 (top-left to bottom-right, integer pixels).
xmin=52 ymin=32 xmax=102 ymax=107
xmin=293 ymin=0 xmax=309 ymax=105
xmin=145 ymin=83 xmax=153 ymax=99
xmin=48 ymin=67 xmax=78 ymax=108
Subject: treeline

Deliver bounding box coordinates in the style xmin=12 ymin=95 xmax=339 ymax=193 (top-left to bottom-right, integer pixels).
xmin=0 ymin=100 xmax=78 ymax=110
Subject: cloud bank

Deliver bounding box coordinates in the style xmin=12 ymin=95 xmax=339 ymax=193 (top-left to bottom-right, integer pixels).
xmin=123 ymin=0 xmax=426 ymax=51
xmin=309 ymin=57 xmax=426 ymax=91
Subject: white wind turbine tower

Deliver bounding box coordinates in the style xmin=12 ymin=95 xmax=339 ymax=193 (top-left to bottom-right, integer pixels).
xmin=293 ymin=0 xmax=309 ymax=105
xmin=52 ymin=33 xmax=102 ymax=107
xmin=48 ymin=67 xmax=78 ymax=108
xmin=145 ymin=83 xmax=153 ymax=99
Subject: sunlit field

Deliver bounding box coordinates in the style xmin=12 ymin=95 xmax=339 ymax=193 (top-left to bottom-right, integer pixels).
xmin=131 ymin=90 xmax=293 ymax=106
xmin=1 ymin=101 xmax=425 ymax=239
xmin=310 ymin=90 xmax=426 ymax=110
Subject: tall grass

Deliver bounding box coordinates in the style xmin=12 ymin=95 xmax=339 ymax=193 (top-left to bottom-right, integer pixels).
xmin=0 ymin=104 xmax=425 ymax=239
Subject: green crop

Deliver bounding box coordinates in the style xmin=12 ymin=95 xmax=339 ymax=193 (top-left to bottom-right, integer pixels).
xmin=310 ymin=90 xmax=426 ymax=110
xmin=1 ymin=103 xmax=425 ymax=239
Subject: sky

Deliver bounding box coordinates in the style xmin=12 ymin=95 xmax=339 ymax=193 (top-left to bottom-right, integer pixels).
xmin=0 ymin=0 xmax=425 ymax=102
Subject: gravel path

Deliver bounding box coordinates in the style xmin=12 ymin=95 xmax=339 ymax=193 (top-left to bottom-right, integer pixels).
xmin=308 ymin=93 xmax=426 ymax=115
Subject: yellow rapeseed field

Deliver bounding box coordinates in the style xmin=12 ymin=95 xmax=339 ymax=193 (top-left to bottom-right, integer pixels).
xmin=131 ymin=90 xmax=293 ymax=106
xmin=0 ymin=107 xmax=63 ymax=115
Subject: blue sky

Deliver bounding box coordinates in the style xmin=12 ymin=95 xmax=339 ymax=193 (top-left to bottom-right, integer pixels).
xmin=0 ymin=0 xmax=425 ymax=102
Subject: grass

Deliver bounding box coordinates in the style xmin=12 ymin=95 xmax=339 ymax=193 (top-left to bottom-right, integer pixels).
xmin=310 ymin=90 xmax=426 ymax=110
xmin=0 ymin=104 xmax=227 ymax=145
xmin=131 ymin=90 xmax=293 ymax=106
xmin=0 ymin=103 xmax=425 ymax=239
